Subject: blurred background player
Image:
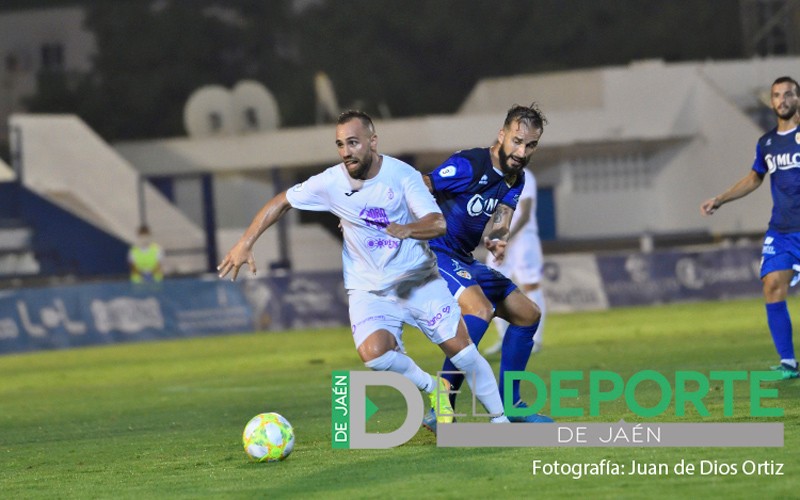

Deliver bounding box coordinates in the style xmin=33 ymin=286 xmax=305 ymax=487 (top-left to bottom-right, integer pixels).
xmin=700 ymin=76 xmax=800 ymax=379
xmin=218 ymin=110 xmax=509 ymax=426
xmin=483 ymin=165 xmax=546 ymax=356
xmin=422 ymin=103 xmax=552 ymax=426
xmin=128 ymin=225 xmax=164 ymax=284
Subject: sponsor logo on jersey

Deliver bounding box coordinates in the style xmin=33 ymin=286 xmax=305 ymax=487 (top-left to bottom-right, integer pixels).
xmin=466 ymin=194 xmax=499 ymax=217
xmin=765 ymin=152 xmax=800 ymax=174
xmin=439 ymin=165 xmax=456 ymax=178
xmin=479 ymin=174 xmax=489 ymax=185
xmin=366 ymin=238 xmax=400 ymax=250
xmin=359 ymin=207 xmax=390 ymax=228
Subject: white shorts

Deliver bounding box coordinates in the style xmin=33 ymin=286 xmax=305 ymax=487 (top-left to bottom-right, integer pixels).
xmin=486 ymin=235 xmax=543 ymax=285
xmin=348 ymin=276 xmax=461 ymax=350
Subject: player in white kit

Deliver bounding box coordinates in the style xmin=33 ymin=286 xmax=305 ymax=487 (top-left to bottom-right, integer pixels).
xmin=483 ymin=167 xmax=546 ymax=355
xmin=218 ymin=110 xmax=509 ymax=426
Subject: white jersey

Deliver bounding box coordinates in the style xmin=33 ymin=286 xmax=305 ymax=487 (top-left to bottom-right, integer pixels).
xmin=513 ymin=167 xmax=538 ymax=238
xmin=285 ymin=155 xmax=441 ymax=292
xmin=487 ymin=167 xmax=543 ymax=284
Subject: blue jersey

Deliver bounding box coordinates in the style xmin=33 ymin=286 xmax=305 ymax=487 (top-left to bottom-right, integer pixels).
xmin=428 ymin=148 xmax=524 ymax=261
xmin=752 ymin=125 xmax=800 ymax=233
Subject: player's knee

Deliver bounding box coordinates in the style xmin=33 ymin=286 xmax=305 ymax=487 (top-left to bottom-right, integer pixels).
xmin=512 ymin=302 xmax=541 ymax=327
xmin=458 ymin=290 xmax=494 ymax=320
xmin=533 ymin=303 xmax=542 ymax=323
xmin=762 ymin=276 xmax=789 ymax=300
xmin=462 ymin=303 xmax=494 ymax=321
xmin=363 ymin=350 xmax=397 ymax=371
xmin=357 ymin=341 xmax=392 ymax=364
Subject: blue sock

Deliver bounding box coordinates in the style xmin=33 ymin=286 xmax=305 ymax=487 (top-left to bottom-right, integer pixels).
xmin=441 ymin=315 xmax=489 ymax=406
xmin=766 ymin=301 xmax=795 ymax=361
xmin=499 ymin=322 xmax=538 ymax=406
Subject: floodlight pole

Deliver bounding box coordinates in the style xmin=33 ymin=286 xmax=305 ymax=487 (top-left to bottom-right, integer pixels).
xmin=137 ymin=174 xmax=147 ymax=229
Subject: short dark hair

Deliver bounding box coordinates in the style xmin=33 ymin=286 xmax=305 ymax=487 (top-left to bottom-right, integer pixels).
xmin=504 ymin=102 xmax=547 ymax=131
xmin=772 ymin=76 xmax=799 ymax=94
xmin=337 ymin=110 xmax=375 ymax=134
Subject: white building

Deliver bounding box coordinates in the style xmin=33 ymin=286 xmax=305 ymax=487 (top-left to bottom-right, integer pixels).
xmin=109 ymin=56 xmax=799 ymax=271
xmin=5 ymin=23 xmax=798 ymax=274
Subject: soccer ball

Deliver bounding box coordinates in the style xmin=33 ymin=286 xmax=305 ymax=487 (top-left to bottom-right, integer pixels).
xmin=242 ymin=412 xmax=295 ymax=462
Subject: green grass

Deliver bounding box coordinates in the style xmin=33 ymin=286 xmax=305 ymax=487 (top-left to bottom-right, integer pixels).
xmin=1 ymin=297 xmax=799 ymax=499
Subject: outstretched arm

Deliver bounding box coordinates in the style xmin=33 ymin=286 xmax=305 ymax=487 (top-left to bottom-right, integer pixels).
xmin=700 ymin=170 xmax=763 ymax=215
xmin=217 ymin=191 xmax=293 ymax=280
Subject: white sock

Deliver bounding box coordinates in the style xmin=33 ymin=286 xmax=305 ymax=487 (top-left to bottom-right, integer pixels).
xmin=364 ymin=350 xmax=435 ymax=392
xmin=450 ymin=344 xmax=504 ymax=415
xmin=780 ymin=358 xmax=798 ymax=369
xmin=527 ymin=288 xmax=545 ymax=348
xmin=491 ymin=415 xmax=510 ymax=423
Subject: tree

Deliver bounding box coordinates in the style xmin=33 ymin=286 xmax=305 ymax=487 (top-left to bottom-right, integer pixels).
xmin=24 ymin=1 xmax=744 ymax=142
xmin=26 ymin=1 xmax=299 ymax=140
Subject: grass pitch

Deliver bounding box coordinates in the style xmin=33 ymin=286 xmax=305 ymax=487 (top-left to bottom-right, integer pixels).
xmin=1 ymin=297 xmax=799 ymax=499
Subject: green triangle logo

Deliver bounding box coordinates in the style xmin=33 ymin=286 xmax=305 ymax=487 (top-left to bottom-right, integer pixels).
xmin=365 ymin=396 xmax=379 ymax=421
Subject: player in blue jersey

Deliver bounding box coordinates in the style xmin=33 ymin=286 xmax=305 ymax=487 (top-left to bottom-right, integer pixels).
xmin=421 ymin=103 xmax=554 ymax=429
xmin=701 ymin=76 xmax=800 ymax=379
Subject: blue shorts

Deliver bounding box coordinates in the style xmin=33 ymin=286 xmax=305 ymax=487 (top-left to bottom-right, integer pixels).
xmin=433 ymin=249 xmax=517 ymax=307
xmin=761 ymin=229 xmax=800 ymax=286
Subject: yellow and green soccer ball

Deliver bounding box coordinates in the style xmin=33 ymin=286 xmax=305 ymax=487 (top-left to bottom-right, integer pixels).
xmin=242 ymin=412 xmax=295 ymax=462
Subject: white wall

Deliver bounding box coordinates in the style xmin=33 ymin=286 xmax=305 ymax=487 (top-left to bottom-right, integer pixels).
xmin=112 ymin=56 xmax=800 ymax=271
xmin=11 ymin=114 xmax=207 ymax=274
xmin=0 ymin=158 xmax=14 ymax=181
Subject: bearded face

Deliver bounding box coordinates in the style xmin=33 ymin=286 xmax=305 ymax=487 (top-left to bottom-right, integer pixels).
xmin=496 ymin=120 xmax=542 ymax=176
xmin=771 ymin=82 xmax=799 ymax=121
xmin=335 ymin=119 xmax=377 ymax=180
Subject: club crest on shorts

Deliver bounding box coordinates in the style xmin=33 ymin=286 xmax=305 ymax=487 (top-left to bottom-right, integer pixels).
xmin=457 ymin=269 xmax=472 ymax=279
